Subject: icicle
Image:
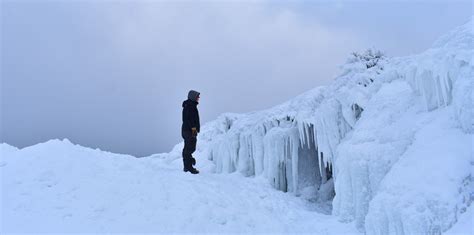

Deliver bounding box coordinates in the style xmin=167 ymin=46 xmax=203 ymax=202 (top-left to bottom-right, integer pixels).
xmin=434 ymin=74 xmax=443 ymax=108
xmin=304 ymin=123 xmax=310 ymax=149
xmin=297 ymin=121 xmax=305 ymax=148
xmin=301 ymin=122 xmax=305 ymax=148
xmin=442 ymin=71 xmax=452 ymax=105
xmin=313 ymin=127 xmax=318 ymax=151
xmin=291 ymin=136 xmax=297 ymax=193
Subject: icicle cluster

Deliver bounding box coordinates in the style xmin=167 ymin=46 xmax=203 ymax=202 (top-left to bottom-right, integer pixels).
xmin=202 ymin=47 xmax=389 ymax=199
xmin=209 ymin=114 xmax=325 ymax=195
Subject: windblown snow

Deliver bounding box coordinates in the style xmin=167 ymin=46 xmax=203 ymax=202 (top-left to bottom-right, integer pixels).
xmin=1 ymin=140 xmax=358 ymax=233
xmin=1 ymin=18 xmax=473 ymax=234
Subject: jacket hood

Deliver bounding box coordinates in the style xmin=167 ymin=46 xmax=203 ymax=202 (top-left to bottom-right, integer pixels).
xmin=187 ymin=90 xmax=200 ymax=102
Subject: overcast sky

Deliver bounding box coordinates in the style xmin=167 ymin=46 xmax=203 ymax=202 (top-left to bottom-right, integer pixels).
xmin=1 ymin=0 xmax=472 ymax=156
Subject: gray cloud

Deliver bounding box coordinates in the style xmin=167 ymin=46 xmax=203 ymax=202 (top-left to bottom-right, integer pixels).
xmin=1 ymin=0 xmax=471 ymax=156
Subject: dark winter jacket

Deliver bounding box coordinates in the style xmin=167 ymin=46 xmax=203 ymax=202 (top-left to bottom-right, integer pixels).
xmin=182 ymin=91 xmax=200 ymax=133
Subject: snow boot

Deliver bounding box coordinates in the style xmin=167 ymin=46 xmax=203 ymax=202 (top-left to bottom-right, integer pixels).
xmin=183 ymin=166 xmax=199 ymax=174
xmin=188 ymin=167 xmax=199 ymax=174
xmin=183 ymin=159 xmax=199 ymax=174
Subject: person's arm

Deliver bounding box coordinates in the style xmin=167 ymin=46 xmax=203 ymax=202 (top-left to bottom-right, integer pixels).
xmin=183 ymin=105 xmax=193 ymax=131
xmin=190 ymin=107 xmax=199 ymax=136
xmin=185 ymin=105 xmax=198 ymax=136
xmin=196 ymin=108 xmax=200 ymax=133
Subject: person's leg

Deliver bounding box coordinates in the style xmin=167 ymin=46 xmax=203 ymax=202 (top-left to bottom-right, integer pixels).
xmin=189 ymin=136 xmax=197 ymax=166
xmin=182 ymin=130 xmax=199 ymax=173
xmin=182 ymin=131 xmax=193 ymax=171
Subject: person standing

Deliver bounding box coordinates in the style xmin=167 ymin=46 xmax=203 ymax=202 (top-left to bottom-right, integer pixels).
xmin=181 ymin=90 xmax=200 ymax=174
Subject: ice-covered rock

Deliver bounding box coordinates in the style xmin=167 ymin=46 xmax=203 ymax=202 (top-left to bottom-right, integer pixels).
xmin=174 ymin=17 xmax=473 ymax=234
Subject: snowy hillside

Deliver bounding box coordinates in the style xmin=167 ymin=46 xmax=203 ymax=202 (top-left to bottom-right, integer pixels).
xmin=162 ymin=18 xmax=474 ymax=234
xmin=0 ymin=140 xmax=358 ymax=233
xmin=2 ymin=18 xmax=472 ymax=234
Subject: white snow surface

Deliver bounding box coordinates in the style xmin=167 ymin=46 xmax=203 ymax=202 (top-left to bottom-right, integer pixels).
xmin=444 ymin=204 xmax=473 ymax=235
xmin=2 ymin=18 xmax=473 ymax=234
xmin=1 ymin=139 xmax=358 ymax=233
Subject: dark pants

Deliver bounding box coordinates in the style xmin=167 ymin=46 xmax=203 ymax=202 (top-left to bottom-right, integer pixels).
xmin=182 ymin=130 xmax=197 ymax=169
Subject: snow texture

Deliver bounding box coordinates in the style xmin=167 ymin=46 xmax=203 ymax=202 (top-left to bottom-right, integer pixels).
xmin=1 ymin=139 xmax=358 ymax=233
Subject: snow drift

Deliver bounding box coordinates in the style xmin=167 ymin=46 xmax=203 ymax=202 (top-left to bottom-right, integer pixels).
xmin=164 ymin=18 xmax=473 ymax=234
xmin=1 ymin=139 xmax=359 ymax=233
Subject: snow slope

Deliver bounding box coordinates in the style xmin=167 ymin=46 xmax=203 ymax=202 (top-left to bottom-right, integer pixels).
xmin=0 ymin=139 xmax=358 ymax=233
xmin=445 ymin=205 xmax=473 ymax=235
xmin=160 ymin=18 xmax=473 ymax=234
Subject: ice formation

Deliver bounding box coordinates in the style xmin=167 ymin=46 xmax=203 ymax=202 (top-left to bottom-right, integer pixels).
xmin=168 ymin=18 xmax=473 ymax=233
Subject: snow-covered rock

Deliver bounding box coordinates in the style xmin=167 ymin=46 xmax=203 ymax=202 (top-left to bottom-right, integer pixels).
xmin=169 ymin=17 xmax=474 ymax=234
